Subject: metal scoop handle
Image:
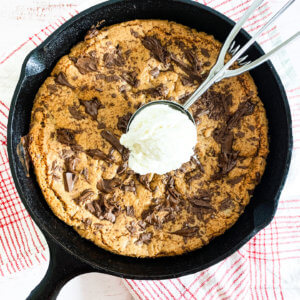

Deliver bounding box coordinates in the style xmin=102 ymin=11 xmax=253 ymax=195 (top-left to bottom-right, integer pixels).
xmin=183 ymin=0 xmax=297 ymax=110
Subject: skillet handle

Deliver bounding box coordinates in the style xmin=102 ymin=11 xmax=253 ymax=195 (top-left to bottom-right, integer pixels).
xmin=27 ymin=236 xmax=99 ymax=300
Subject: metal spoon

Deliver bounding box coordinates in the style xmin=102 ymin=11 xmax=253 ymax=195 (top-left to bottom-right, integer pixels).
xmin=127 ymin=0 xmax=298 ymax=131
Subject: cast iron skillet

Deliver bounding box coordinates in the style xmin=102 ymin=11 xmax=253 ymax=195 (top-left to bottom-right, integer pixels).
xmin=7 ymin=0 xmax=292 ymax=299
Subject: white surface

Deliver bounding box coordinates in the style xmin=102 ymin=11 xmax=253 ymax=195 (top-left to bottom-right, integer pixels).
xmin=0 ymin=0 xmax=299 ymax=299
xmin=121 ymin=104 xmax=197 ymax=175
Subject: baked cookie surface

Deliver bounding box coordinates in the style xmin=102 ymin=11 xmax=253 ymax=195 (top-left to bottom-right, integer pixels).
xmin=28 ymin=20 xmax=268 ymax=257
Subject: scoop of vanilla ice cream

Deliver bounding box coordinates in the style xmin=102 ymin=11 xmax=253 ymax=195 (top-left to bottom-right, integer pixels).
xmin=120 ymin=104 xmax=197 ymax=175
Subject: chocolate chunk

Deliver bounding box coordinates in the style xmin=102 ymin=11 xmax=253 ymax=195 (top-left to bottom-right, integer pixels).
xmin=130 ymin=29 xmax=140 ymax=38
xmin=81 ymin=167 xmax=89 ymax=182
xmin=83 ymin=218 xmax=92 ymax=228
xmin=104 ymin=211 xmax=116 ymax=223
xmin=95 ymin=87 xmax=103 ymax=92
xmin=74 ymin=189 xmax=95 ymax=205
xmin=117 ymin=161 xmax=128 ymax=174
xmin=140 ymin=83 xmax=168 ymax=98
xmin=79 ymin=97 xmax=104 ymax=120
xmin=93 ymin=223 xmax=103 ymax=230
xmin=65 ymin=156 xmax=80 ymax=172
xmin=97 ymin=178 xmax=121 ymax=193
xmin=55 ymin=72 xmax=75 ymax=89
xmin=60 ymin=149 xmax=73 ymax=159
xmin=178 ymin=93 xmax=192 ymax=104
xmin=103 ymin=49 xmax=125 ymax=68
xmin=50 ymin=160 xmax=61 ymax=180
xmin=84 ymin=20 xmax=105 ymax=40
xmin=191 ymin=155 xmax=204 ymax=173
xmin=203 ymin=61 xmax=211 ymax=67
xmin=200 ymin=90 xmax=232 ymax=121
xmin=56 ymin=128 xmax=77 ymax=146
xmin=171 ymin=225 xmax=199 ymax=237
xmin=79 ymin=85 xmax=88 ymax=91
xmin=150 ymin=67 xmax=160 ymax=78
xmin=123 ymin=185 xmax=136 ymax=193
xmin=126 ymin=205 xmax=135 ymax=217
xmin=137 ymin=220 xmax=147 ymax=230
xmin=117 ymin=113 xmax=132 ymax=133
xmin=86 ymin=149 xmax=111 ymax=163
xmin=126 ymin=221 xmax=137 ymax=234
xmin=181 ymin=75 xmax=194 ymax=86
xmin=64 ymin=172 xmax=77 ymax=192
xmin=47 ymin=84 xmax=58 ymax=94
xmin=141 ymin=36 xmax=170 ymax=65
xmin=97 ymin=122 xmax=106 ymax=129
xmin=201 ymin=48 xmax=210 ymax=58
xmin=227 ymin=101 xmax=255 ymax=129
xmin=171 ymin=53 xmax=204 ymax=83
xmin=75 ymin=55 xmax=98 ymax=74
xmin=121 ymin=71 xmax=140 ymax=88
xmin=248 ymin=125 xmax=255 ymax=131
xmin=235 ymin=131 xmax=245 ymax=138
xmin=219 ymin=197 xmax=233 ymax=211
xmin=111 ymin=93 xmax=117 ymax=98
xmin=68 ymin=106 xmax=86 ymax=120
xmin=101 ymin=130 xmax=129 ymax=161
xmin=189 ymin=197 xmax=211 ymax=208
xmin=16 ymin=135 xmax=31 ymax=177
xmin=227 ymin=176 xmax=244 ymax=186
xmin=96 ymin=73 xmax=120 ymax=82
xmin=138 ymin=174 xmax=152 ymax=191
xmin=135 ymin=232 xmax=153 ymax=245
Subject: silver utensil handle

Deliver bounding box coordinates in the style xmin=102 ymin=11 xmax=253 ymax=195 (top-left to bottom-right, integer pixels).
xmin=183 ymin=0 xmax=295 ymax=110
xmin=209 ymin=0 xmax=263 ymax=77
xmin=221 ymin=31 xmax=300 ymax=79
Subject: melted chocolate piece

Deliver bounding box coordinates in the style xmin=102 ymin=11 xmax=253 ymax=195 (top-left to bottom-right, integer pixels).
xmin=121 ymin=71 xmax=140 ymax=88
xmin=130 ymin=29 xmax=140 ymax=38
xmin=117 ymin=113 xmax=132 ymax=133
xmin=56 ymin=128 xmax=77 ymax=146
xmin=149 ymin=67 xmax=160 ymax=78
xmin=86 ymin=149 xmax=111 ymax=163
xmin=138 ymin=174 xmax=152 ymax=191
xmin=100 ymin=130 xmax=129 ymax=161
xmin=81 ymin=167 xmax=89 ymax=182
xmin=97 ymin=178 xmax=121 ymax=193
xmin=84 ymin=20 xmax=105 ymax=40
xmin=219 ymin=197 xmax=233 ymax=211
xmin=47 ymin=84 xmax=58 ymax=94
xmin=227 ymin=101 xmax=255 ymax=129
xmin=75 ymin=55 xmax=98 ymax=74
xmin=171 ymin=225 xmax=199 ymax=237
xmin=126 ymin=221 xmax=137 ymax=234
xmin=103 ymin=49 xmax=125 ymax=68
xmin=79 ymin=97 xmax=104 ymax=120
xmin=55 ymin=72 xmax=75 ymax=89
xmin=227 ymin=176 xmax=244 ymax=186
xmin=141 ymin=36 xmax=170 ymax=65
xmin=68 ymin=106 xmax=86 ymax=120
xmin=200 ymin=48 xmax=210 ymax=58
xmin=64 ymin=172 xmax=77 ymax=192
xmin=74 ymin=189 xmax=95 ymax=205
xmin=126 ymin=205 xmax=135 ymax=217
xmin=65 ymin=156 xmax=80 ymax=172
xmin=135 ymin=232 xmax=153 ymax=245
xmin=117 ymin=161 xmax=128 ymax=174
xmin=16 ymin=135 xmax=31 ymax=177
xmin=140 ymin=84 xmax=168 ymax=98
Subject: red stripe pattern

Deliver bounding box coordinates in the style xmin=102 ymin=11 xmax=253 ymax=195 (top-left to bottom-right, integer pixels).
xmin=0 ymin=1 xmax=299 ymax=299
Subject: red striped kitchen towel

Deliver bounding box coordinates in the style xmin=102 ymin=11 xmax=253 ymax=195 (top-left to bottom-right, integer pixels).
xmin=0 ymin=0 xmax=299 ymax=299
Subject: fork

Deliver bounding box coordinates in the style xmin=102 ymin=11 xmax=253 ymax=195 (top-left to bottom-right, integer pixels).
xmin=183 ymin=0 xmax=299 ymax=110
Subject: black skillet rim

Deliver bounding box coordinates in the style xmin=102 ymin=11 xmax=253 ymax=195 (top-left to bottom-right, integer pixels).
xmin=7 ymin=0 xmax=293 ymax=279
